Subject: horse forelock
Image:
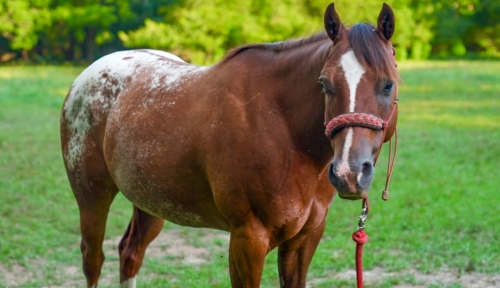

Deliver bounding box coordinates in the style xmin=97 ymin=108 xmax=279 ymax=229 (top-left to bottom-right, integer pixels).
xmin=220 ymin=32 xmax=330 ymax=64
xmin=347 ymin=23 xmax=399 ymax=81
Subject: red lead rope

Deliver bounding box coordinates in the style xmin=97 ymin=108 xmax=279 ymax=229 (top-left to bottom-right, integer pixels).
xmin=350 ymin=124 xmax=398 ymax=288
xmin=352 ymin=198 xmax=370 ymax=288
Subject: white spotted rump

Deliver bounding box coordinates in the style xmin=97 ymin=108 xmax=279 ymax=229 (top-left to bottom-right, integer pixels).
xmin=61 ymin=50 xmax=207 ymax=171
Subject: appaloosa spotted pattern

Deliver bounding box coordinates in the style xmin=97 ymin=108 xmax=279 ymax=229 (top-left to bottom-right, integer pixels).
xmin=62 ymin=50 xmax=208 ymax=171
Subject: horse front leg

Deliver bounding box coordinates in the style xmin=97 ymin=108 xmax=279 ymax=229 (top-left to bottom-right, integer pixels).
xmin=277 ymin=218 xmax=326 ymax=288
xmin=228 ymin=219 xmax=270 ymax=288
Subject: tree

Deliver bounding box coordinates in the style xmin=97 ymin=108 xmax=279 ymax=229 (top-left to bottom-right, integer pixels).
xmin=0 ymin=0 xmax=51 ymax=59
xmin=118 ymin=0 xmax=440 ymax=64
xmin=43 ymin=0 xmax=133 ymax=62
xmin=1 ymin=0 xmax=499 ymax=63
xmin=119 ymin=0 xmax=326 ymax=64
xmin=465 ymin=0 xmax=500 ymax=57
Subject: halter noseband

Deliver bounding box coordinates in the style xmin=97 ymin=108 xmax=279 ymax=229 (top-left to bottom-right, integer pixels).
xmin=324 ymin=99 xmax=398 ymax=139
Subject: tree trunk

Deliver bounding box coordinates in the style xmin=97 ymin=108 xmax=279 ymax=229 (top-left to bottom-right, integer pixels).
xmin=21 ymin=49 xmax=29 ymax=61
xmin=84 ymin=27 xmax=96 ymax=63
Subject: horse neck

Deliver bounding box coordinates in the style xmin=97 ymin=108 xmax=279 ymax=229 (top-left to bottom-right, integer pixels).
xmin=267 ymin=41 xmax=333 ymax=167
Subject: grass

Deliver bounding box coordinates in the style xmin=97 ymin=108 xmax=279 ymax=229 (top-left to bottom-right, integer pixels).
xmin=0 ymin=61 xmax=499 ymax=287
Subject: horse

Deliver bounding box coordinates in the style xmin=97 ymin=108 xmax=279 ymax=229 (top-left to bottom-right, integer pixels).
xmin=60 ymin=2 xmax=399 ymax=287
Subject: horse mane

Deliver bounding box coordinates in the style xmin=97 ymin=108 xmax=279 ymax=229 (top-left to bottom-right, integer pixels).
xmin=220 ymin=32 xmax=329 ymax=64
xmin=220 ymin=24 xmax=399 ymax=80
xmin=348 ymin=23 xmax=400 ymax=80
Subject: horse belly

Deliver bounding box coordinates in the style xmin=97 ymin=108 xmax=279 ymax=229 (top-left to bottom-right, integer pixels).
xmin=113 ymin=159 xmax=227 ymax=229
xmin=105 ymin=104 xmax=228 ymax=230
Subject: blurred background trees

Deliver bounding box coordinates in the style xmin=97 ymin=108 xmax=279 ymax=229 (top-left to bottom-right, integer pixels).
xmin=0 ymin=0 xmax=498 ymax=65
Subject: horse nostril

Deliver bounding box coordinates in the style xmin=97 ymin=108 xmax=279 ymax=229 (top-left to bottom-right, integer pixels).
xmin=361 ymin=161 xmax=374 ymax=176
xmin=328 ymin=163 xmax=340 ymax=188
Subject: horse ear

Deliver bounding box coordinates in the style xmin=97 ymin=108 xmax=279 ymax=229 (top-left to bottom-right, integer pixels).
xmin=376 ymin=3 xmax=395 ymax=42
xmin=324 ymin=3 xmax=345 ymax=43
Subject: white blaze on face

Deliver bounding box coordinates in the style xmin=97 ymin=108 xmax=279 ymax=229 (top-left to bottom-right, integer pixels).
xmin=337 ymin=50 xmax=365 ymax=177
xmin=341 ymin=50 xmax=365 ymax=113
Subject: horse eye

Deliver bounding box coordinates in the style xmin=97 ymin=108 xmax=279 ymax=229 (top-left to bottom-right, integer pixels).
xmin=383 ymin=81 xmax=394 ymax=93
xmin=320 ymin=81 xmax=328 ymax=93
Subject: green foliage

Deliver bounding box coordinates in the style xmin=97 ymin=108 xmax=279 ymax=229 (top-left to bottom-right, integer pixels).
xmin=468 ymin=0 xmax=500 ymax=57
xmin=41 ymin=0 xmax=134 ymax=62
xmin=430 ymin=0 xmax=500 ymax=58
xmin=0 ymin=0 xmax=51 ymax=51
xmin=0 ymin=1 xmax=499 ymax=62
xmin=120 ymin=0 xmax=439 ymax=64
xmin=120 ymin=0 xmax=322 ymax=64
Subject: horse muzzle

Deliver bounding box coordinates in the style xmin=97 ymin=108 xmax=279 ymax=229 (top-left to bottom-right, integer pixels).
xmin=328 ymin=159 xmax=374 ymax=200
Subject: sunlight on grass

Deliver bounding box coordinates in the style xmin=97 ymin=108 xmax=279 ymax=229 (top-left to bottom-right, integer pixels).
xmin=396 ymin=60 xmax=500 ymax=130
xmin=399 ymin=99 xmax=500 ymax=129
xmin=399 ymin=83 xmax=500 ymax=92
xmin=403 ymin=113 xmax=500 ymax=129
xmin=403 ymin=100 xmax=500 ymax=109
xmin=0 ymin=66 xmax=83 ymax=79
xmin=398 ymin=60 xmax=500 ymax=70
xmin=52 ymin=88 xmax=71 ymax=97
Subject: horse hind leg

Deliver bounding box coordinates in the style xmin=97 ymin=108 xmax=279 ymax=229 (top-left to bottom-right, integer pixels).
xmin=118 ymin=206 xmax=165 ymax=287
xmin=65 ymin=146 xmax=119 ymax=287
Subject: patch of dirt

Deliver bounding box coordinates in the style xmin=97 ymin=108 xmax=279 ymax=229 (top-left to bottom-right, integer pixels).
xmin=308 ymin=267 xmax=500 ymax=287
xmin=0 ymin=228 xmax=229 ymax=287
xmin=0 ymin=264 xmax=36 ymax=286
xmin=1 ymin=228 xmax=499 ymax=287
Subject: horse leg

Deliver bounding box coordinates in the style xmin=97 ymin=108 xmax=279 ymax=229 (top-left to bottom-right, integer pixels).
xmin=228 ymin=219 xmax=270 ymax=288
xmin=70 ymin=161 xmax=119 ymax=287
xmin=118 ymin=206 xmax=164 ymax=287
xmin=277 ymin=218 xmax=327 ymax=288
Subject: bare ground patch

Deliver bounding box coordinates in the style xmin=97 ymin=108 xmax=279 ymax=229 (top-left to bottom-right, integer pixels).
xmin=309 ymin=267 xmax=500 ymax=287
xmin=0 ymin=228 xmax=230 ymax=287
xmin=1 ymin=228 xmax=499 ymax=287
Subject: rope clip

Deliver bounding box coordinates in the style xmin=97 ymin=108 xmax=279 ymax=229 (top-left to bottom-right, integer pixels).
xmin=356 ymin=201 xmax=369 ymax=232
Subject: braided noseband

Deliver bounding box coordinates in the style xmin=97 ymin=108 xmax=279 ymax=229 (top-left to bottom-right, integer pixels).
xmin=324 ymin=99 xmax=398 ymax=139
xmin=325 ymin=113 xmax=385 ymax=139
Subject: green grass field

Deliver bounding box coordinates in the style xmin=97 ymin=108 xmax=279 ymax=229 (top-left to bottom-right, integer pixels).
xmin=0 ymin=61 xmax=499 ymax=287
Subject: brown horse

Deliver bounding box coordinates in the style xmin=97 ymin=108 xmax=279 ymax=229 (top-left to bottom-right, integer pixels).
xmin=60 ymin=2 xmax=399 ymax=287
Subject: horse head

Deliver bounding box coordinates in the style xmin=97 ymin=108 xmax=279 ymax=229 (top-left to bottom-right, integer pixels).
xmin=320 ymin=3 xmax=400 ymax=200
